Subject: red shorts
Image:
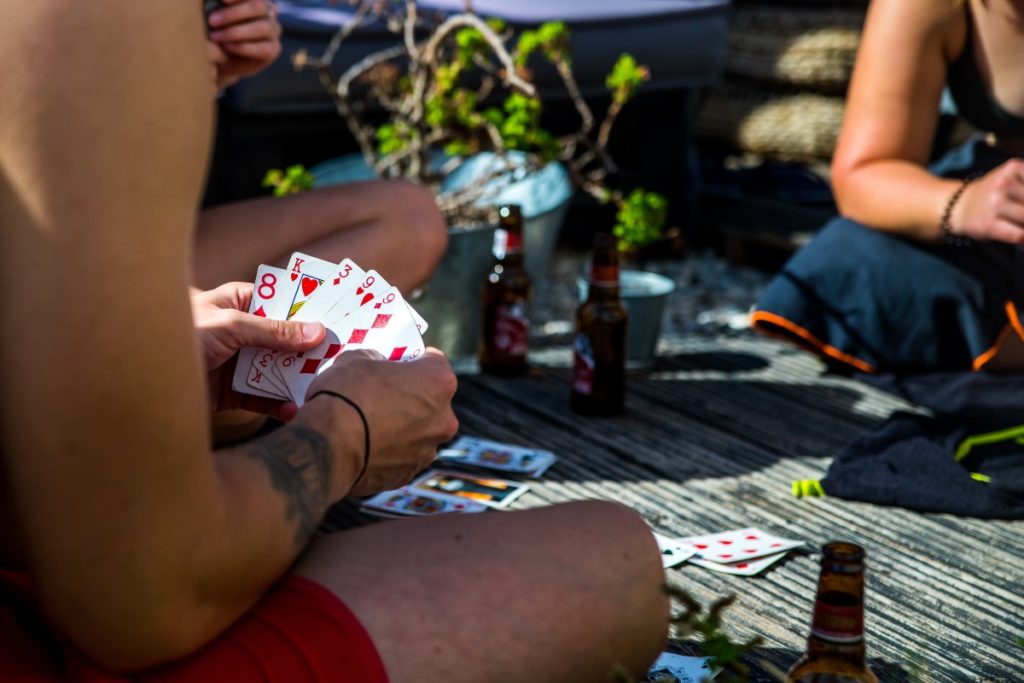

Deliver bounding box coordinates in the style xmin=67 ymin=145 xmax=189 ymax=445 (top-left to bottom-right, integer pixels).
xmin=0 ymin=571 xmax=389 ymax=682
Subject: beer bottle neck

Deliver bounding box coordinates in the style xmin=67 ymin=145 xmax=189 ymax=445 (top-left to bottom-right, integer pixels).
xmin=587 ymin=261 xmax=620 ymax=299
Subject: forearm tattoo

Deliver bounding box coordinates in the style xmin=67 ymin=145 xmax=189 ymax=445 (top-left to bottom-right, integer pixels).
xmin=245 ymin=425 xmax=333 ymax=547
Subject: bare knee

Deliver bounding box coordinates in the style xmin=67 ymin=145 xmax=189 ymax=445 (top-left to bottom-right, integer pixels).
xmin=388 ymin=180 xmax=448 ymax=286
xmin=551 ymin=500 xmax=664 ymax=572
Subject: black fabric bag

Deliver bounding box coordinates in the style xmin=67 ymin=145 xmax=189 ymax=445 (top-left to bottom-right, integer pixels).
xmin=819 ymin=372 xmax=1024 ymax=519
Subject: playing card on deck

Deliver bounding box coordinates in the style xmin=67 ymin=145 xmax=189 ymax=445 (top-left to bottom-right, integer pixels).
xmin=645 ymin=652 xmax=718 ymax=682
xmin=653 ymin=533 xmax=697 ymax=569
xmin=412 ymin=469 xmax=530 ymax=509
xmin=360 ymin=486 xmax=488 ymax=518
xmin=279 ymin=285 xmax=425 ymax=404
xmin=231 ymin=265 xmax=297 ymax=399
xmin=686 ymin=549 xmax=790 ymax=576
xmin=437 ymin=436 xmax=558 ymax=477
xmin=676 ymin=528 xmax=803 ymax=564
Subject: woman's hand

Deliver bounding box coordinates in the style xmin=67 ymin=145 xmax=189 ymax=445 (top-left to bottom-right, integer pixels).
xmin=950 ymin=158 xmax=1024 ymax=244
xmin=192 ymin=283 xmax=325 ymax=418
xmin=206 ymin=0 xmax=282 ymax=89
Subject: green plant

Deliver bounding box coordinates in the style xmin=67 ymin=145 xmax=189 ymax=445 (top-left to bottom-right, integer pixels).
xmin=609 ymin=584 xmax=764 ymax=683
xmin=294 ymin=0 xmax=667 ymax=246
xmin=262 ymin=164 xmax=315 ymax=197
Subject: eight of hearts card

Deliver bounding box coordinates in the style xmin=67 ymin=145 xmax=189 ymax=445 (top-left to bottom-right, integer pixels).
xmin=231 ymin=253 xmax=427 ymax=406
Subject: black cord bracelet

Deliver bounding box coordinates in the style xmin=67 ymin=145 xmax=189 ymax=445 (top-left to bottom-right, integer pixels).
xmin=939 ymin=174 xmax=978 ymax=247
xmin=309 ymin=390 xmax=370 ymax=486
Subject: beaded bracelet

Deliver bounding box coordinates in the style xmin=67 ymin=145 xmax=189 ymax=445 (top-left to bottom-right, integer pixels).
xmin=939 ymin=175 xmax=978 ymax=247
xmin=309 ymin=390 xmax=370 ymax=486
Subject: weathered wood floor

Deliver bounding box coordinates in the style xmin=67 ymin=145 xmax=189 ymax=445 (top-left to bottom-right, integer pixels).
xmin=326 ymin=333 xmax=1024 ymax=682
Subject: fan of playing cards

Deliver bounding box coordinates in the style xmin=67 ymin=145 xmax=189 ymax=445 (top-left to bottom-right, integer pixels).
xmin=232 ymin=252 xmax=428 ymax=406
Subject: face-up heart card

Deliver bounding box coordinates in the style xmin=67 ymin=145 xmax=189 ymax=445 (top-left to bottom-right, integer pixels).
xmin=290 ymin=258 xmax=365 ymax=323
xmin=677 ymin=528 xmax=804 ymax=564
xmin=231 ymin=264 xmax=296 ymax=399
xmin=284 ymin=252 xmax=336 ymax=319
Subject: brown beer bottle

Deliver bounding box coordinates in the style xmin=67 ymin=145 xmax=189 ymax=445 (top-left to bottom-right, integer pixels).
xmin=786 ymin=542 xmax=878 ymax=683
xmin=480 ymin=204 xmax=532 ymax=376
xmin=570 ymin=232 xmax=627 ymax=415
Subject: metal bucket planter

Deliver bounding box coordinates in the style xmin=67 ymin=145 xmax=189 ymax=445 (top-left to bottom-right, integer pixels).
xmin=442 ymin=151 xmax=571 ymax=286
xmin=578 ymin=270 xmax=676 ymax=372
xmin=311 ymin=153 xmax=570 ymax=361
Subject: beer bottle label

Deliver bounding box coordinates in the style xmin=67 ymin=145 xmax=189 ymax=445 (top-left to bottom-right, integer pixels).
xmin=571 ymin=334 xmax=595 ymax=394
xmin=493 ymin=302 xmax=529 ymax=355
xmin=492 ymin=228 xmax=523 ymax=260
xmin=590 ymin=264 xmax=619 ymax=285
xmin=810 ymin=601 xmax=864 ymax=644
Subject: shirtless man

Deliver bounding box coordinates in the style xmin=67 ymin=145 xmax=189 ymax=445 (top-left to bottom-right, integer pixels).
xmin=0 ymin=2 xmax=668 ymax=681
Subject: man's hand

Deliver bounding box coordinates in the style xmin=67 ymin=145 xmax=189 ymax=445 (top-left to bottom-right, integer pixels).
xmin=193 ymin=283 xmax=325 ymax=419
xmin=306 ymin=348 xmax=459 ymax=498
xmin=206 ymin=0 xmax=282 ymax=89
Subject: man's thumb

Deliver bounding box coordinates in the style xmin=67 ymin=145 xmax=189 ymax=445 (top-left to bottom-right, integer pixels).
xmin=242 ymin=316 xmax=326 ymax=352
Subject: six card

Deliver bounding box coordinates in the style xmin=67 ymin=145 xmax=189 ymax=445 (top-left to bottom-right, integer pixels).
xmin=676 ymin=528 xmax=804 ymax=564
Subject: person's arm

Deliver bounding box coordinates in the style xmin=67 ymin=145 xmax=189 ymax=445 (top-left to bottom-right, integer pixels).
xmin=830 ymin=0 xmax=961 ymax=241
xmin=0 ymin=1 xmax=455 ymax=671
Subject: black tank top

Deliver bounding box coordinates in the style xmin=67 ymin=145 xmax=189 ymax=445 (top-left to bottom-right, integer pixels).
xmin=946 ymin=5 xmax=1024 ymax=136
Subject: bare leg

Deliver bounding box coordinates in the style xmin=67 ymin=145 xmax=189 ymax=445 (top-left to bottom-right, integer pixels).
xmin=295 ymin=500 xmax=669 ymax=683
xmin=194 ymin=180 xmax=448 ymax=294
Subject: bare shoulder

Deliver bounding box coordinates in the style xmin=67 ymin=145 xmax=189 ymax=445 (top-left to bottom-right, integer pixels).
xmin=862 ymin=0 xmax=963 ymax=51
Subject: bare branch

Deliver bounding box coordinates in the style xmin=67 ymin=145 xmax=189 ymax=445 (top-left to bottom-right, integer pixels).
xmin=422 ymin=14 xmax=536 ymax=97
xmin=551 ymin=55 xmax=594 ymax=134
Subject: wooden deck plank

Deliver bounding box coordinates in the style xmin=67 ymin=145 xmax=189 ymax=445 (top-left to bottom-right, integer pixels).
xmin=325 ymin=333 xmax=1024 ymax=682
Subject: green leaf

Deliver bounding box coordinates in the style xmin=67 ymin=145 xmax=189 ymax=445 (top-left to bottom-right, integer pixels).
xmin=261 ymin=165 xmax=313 ymax=197
xmin=612 ymin=189 xmax=667 ymax=252
xmin=605 ymin=53 xmax=650 ymax=104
